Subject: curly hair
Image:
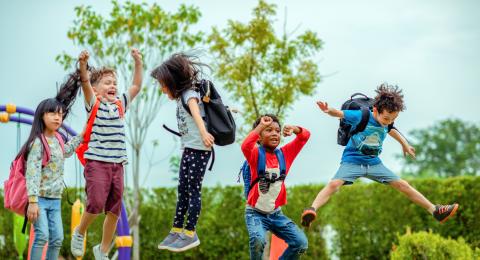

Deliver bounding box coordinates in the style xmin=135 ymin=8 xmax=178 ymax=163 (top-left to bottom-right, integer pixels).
xmin=373 ymin=83 xmax=405 ymax=113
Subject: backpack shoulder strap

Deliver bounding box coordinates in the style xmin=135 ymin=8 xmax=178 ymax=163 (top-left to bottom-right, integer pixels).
xmin=84 ymin=99 xmax=101 ymax=142
xmin=387 ymin=123 xmax=395 ymax=133
xmin=248 ymin=146 xmax=266 ymax=191
xmin=39 ymin=135 xmax=50 ymax=168
xmin=114 ymin=99 xmax=124 ymax=118
xmin=257 ymin=146 xmax=266 ymax=176
xmin=275 ymin=149 xmax=286 ymax=177
xmin=54 ymin=132 xmax=65 ymax=153
xmin=350 ymin=107 xmax=370 ymax=136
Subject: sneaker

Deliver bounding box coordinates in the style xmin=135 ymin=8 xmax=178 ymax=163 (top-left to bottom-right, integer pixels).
xmin=167 ymin=232 xmax=200 ymax=252
xmin=71 ymin=228 xmax=85 ymax=257
xmin=433 ymin=204 xmax=459 ymax=223
xmin=301 ymin=207 xmax=317 ymax=228
xmin=158 ymin=232 xmax=181 ymax=250
xmin=93 ymin=244 xmax=109 ymax=260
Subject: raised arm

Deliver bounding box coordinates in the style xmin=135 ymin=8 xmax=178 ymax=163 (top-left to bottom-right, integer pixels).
xmin=128 ymin=48 xmax=143 ymax=101
xmin=78 ymin=51 xmax=95 ymax=105
xmin=316 ymin=101 xmax=344 ymax=118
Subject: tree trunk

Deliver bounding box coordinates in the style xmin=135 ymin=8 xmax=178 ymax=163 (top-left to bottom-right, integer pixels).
xmin=132 ymin=147 xmax=141 ymax=260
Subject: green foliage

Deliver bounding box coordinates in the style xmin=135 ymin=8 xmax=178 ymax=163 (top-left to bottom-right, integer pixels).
xmin=1 ymin=177 xmax=478 ymax=259
xmin=208 ymin=0 xmax=323 ymax=135
xmin=399 ymin=118 xmax=480 ymax=178
xmin=391 ymin=231 xmax=474 ymax=260
xmin=323 ymin=176 xmax=480 ymax=259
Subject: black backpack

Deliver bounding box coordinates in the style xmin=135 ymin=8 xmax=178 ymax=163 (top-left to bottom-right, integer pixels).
xmin=337 ymin=93 xmax=394 ymax=146
xmin=181 ymin=79 xmax=236 ymax=146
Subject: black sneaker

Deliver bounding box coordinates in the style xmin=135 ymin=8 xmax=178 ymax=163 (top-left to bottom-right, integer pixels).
xmin=301 ymin=207 xmax=317 ymax=228
xmin=433 ymin=204 xmax=459 ymax=223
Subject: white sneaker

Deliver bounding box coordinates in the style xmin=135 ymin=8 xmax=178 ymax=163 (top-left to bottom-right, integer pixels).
xmin=71 ymin=228 xmax=85 ymax=257
xmin=93 ymin=244 xmax=109 ymax=260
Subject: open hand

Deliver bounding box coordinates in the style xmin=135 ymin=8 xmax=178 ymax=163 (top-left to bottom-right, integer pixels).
xmin=403 ymin=145 xmax=416 ymax=159
xmin=316 ymin=101 xmax=330 ymax=113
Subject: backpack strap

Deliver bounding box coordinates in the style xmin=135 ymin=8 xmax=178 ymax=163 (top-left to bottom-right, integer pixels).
xmin=248 ymin=146 xmax=286 ymax=191
xmin=350 ymin=107 xmax=370 ymax=136
xmin=54 ymin=131 xmax=65 ymax=154
xmin=387 ymin=123 xmax=395 ymax=133
xmin=76 ymin=98 xmax=101 ymax=166
xmin=115 ymin=99 xmax=124 ymax=118
xmin=40 ymin=134 xmax=51 ymax=168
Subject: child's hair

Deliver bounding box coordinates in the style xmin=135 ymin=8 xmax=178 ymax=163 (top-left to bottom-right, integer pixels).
xmin=373 ymin=83 xmax=405 ymax=113
xmin=150 ymin=53 xmax=208 ymax=99
xmin=90 ymin=67 xmax=116 ymax=86
xmin=55 ymin=68 xmax=85 ymax=119
xmin=15 ymin=98 xmax=65 ymax=160
xmin=15 ymin=66 xmax=87 ymax=160
xmin=252 ymin=114 xmax=282 ymax=130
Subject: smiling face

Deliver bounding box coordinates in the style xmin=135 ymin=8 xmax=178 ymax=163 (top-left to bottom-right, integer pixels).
xmin=93 ymin=73 xmax=118 ymax=102
xmin=259 ymin=121 xmax=282 ymax=150
xmin=373 ymin=106 xmax=399 ymax=126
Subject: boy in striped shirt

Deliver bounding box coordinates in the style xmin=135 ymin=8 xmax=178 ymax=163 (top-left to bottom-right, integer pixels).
xmin=71 ymin=49 xmax=143 ymax=260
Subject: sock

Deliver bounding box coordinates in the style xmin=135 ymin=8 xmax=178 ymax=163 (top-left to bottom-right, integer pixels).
xmin=184 ymin=230 xmax=195 ymax=237
xmin=171 ymin=227 xmax=183 ymax=234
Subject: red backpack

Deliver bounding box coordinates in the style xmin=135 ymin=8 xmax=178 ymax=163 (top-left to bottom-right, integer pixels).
xmin=76 ymin=98 xmax=124 ymax=166
xmin=4 ymin=132 xmax=65 ymax=216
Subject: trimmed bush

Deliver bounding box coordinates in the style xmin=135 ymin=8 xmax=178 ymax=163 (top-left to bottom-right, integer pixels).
xmin=391 ymin=231 xmax=474 ymax=259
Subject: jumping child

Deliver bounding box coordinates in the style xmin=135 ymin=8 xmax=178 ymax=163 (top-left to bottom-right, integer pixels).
xmin=70 ymin=49 xmax=143 ymax=260
xmin=301 ymin=84 xmax=459 ymax=228
xmin=151 ymin=53 xmax=215 ymax=252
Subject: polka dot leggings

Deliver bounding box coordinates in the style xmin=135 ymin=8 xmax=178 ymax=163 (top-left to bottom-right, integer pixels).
xmin=173 ymin=148 xmax=212 ymax=231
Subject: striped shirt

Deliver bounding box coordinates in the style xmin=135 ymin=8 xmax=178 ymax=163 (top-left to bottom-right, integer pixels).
xmin=84 ymin=93 xmax=130 ymax=164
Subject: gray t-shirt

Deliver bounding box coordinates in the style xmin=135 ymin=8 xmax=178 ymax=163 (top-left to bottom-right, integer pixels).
xmin=176 ymin=89 xmax=211 ymax=151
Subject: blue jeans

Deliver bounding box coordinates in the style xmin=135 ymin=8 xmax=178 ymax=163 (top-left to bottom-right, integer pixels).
xmin=31 ymin=197 xmax=63 ymax=260
xmin=245 ymin=208 xmax=308 ymax=260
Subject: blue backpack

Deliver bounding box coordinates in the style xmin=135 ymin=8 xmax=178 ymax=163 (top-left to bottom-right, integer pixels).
xmin=238 ymin=146 xmax=287 ymax=200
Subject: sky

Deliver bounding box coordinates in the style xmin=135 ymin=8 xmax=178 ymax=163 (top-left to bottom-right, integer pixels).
xmin=1 ymin=0 xmax=479 ymax=189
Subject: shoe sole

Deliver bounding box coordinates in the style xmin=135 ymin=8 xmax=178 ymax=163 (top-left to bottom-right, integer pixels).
xmin=301 ymin=210 xmax=317 ymax=227
xmin=166 ymin=240 xmax=200 ymax=252
xmin=440 ymin=204 xmax=459 ymax=224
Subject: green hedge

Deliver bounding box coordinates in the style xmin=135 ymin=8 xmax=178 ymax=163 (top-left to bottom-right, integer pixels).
xmin=391 ymin=231 xmax=475 ymax=259
xmin=1 ymin=176 xmax=478 ymax=259
xmin=321 ymin=176 xmax=480 ymax=259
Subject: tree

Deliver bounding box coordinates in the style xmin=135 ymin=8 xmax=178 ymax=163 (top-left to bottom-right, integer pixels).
xmin=208 ymin=0 xmax=323 ymax=135
xmin=399 ymin=118 xmax=480 ymax=178
xmin=56 ymin=1 xmax=203 ymax=259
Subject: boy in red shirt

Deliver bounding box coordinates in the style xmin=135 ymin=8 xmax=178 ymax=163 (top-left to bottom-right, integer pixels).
xmin=241 ymin=114 xmax=310 ymax=260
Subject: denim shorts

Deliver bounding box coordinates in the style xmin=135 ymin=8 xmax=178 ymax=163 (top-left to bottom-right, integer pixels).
xmin=332 ymin=162 xmax=400 ymax=185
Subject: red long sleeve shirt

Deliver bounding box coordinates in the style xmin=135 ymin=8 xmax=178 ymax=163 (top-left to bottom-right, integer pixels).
xmin=241 ymin=127 xmax=310 ymax=212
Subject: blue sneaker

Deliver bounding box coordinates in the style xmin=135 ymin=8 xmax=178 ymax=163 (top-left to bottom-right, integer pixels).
xmin=158 ymin=232 xmax=180 ymax=250
xmin=166 ymin=232 xmax=200 ymax=252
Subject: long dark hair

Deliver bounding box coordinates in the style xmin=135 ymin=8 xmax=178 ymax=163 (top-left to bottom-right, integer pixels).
xmin=15 ymin=66 xmax=86 ymax=159
xmin=15 ymin=98 xmax=65 ymax=160
xmin=150 ymin=53 xmax=209 ymax=99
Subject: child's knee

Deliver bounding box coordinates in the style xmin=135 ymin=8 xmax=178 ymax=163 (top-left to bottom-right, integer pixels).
xmin=391 ymin=179 xmax=410 ymax=191
xmin=249 ymin=235 xmax=266 ymax=252
xmin=328 ymin=179 xmax=344 ymax=191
